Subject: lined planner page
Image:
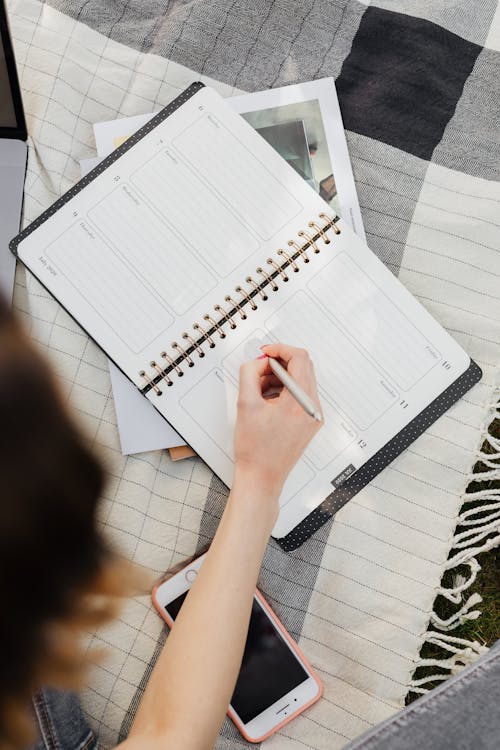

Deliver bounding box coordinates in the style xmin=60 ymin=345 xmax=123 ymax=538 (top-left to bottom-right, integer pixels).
xmin=16 ymin=85 xmax=473 ymax=538
xmin=16 ymin=85 xmax=315 ymax=380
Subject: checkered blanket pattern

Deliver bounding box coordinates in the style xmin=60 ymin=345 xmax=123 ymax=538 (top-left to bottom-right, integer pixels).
xmin=7 ymin=1 xmax=500 ymax=748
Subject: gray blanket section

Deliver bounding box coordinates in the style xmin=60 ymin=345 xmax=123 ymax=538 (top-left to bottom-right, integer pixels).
xmin=345 ymin=134 xmax=429 ymax=274
xmin=118 ymin=627 xmax=168 ymax=742
xmin=48 ymin=0 xmax=364 ymax=88
xmin=432 ymin=47 xmax=500 ymax=182
xmin=369 ymin=0 xmax=498 ymax=47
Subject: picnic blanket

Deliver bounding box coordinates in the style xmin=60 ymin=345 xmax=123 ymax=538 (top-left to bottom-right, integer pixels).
xmin=8 ymin=1 xmax=500 ymax=748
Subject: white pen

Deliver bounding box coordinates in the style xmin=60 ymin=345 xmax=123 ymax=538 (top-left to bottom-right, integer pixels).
xmin=266 ymin=356 xmax=323 ymax=422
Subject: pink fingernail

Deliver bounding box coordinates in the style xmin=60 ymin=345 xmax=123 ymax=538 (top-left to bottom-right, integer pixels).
xmin=256 ymin=354 xmax=268 ymax=360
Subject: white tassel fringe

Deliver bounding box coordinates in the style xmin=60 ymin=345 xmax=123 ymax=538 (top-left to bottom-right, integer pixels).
xmin=409 ymin=632 xmax=489 ymax=693
xmin=410 ymin=384 xmax=500 ymax=694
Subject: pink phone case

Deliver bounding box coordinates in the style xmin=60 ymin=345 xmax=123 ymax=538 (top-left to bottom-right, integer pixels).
xmin=152 ymin=567 xmax=322 ymax=743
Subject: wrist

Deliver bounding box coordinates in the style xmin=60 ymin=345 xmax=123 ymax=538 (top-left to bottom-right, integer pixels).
xmin=233 ymin=461 xmax=284 ymax=501
xmin=230 ymin=463 xmax=282 ymax=528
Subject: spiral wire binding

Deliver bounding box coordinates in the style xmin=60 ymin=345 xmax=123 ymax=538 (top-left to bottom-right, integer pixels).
xmin=140 ymin=212 xmax=340 ymax=394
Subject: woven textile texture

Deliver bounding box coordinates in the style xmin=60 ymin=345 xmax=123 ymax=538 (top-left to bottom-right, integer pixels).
xmin=7 ymin=1 xmax=500 ymax=748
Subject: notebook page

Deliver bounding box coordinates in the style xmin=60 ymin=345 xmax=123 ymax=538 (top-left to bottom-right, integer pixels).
xmin=15 ymin=85 xmax=320 ymax=382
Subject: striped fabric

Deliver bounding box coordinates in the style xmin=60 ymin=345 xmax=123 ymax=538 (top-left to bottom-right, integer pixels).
xmin=7 ymin=1 xmax=500 ymax=748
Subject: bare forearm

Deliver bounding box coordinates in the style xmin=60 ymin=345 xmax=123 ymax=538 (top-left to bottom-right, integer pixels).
xmin=126 ymin=475 xmax=278 ymax=749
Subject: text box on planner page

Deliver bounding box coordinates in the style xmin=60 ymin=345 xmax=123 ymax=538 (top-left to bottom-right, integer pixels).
xmin=305 ymin=399 xmax=356 ymax=471
xmin=130 ymin=149 xmax=260 ymax=279
xmin=265 ymin=291 xmax=398 ymax=431
xmin=180 ymin=368 xmax=239 ymax=460
xmin=172 ymin=113 xmax=303 ymax=241
xmin=307 ymin=252 xmax=442 ymax=391
xmin=45 ymin=221 xmax=173 ymax=353
xmin=221 ymin=330 xmax=269 ymax=383
xmin=221 ymin=331 xmax=358 ymax=471
xmin=87 ymin=185 xmax=217 ymax=316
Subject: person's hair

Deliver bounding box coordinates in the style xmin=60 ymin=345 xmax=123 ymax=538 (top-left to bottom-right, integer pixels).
xmin=0 ymin=295 xmax=135 ymax=749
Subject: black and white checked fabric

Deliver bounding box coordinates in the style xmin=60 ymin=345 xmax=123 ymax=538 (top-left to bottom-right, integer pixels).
xmin=7 ymin=1 xmax=500 ymax=748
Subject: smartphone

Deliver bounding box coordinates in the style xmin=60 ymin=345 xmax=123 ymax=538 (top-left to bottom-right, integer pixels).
xmin=152 ymin=553 xmax=322 ymax=743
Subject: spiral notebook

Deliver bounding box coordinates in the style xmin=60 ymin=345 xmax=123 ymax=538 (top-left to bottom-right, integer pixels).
xmin=11 ymin=83 xmax=481 ymax=550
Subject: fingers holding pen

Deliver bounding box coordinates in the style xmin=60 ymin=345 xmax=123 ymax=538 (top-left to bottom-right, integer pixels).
xmin=238 ymin=357 xmax=284 ymax=404
xmin=237 ymin=357 xmax=271 ymax=407
xmin=260 ymin=343 xmax=313 ymax=391
xmin=260 ymin=343 xmax=320 ymax=414
xmin=234 ymin=343 xmax=323 ymax=494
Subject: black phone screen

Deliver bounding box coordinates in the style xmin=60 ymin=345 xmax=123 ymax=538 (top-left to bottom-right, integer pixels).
xmin=165 ymin=591 xmax=308 ymax=724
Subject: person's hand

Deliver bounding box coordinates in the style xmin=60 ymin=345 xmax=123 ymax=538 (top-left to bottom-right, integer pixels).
xmin=233 ymin=343 xmax=323 ymax=508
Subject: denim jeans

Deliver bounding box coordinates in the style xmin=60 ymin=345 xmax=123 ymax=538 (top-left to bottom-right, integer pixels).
xmin=31 ymin=640 xmax=500 ymax=749
xmin=31 ymin=688 xmax=97 ymax=750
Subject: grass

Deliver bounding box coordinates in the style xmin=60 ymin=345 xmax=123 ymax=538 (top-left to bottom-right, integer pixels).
xmin=407 ymin=413 xmax=500 ymax=702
